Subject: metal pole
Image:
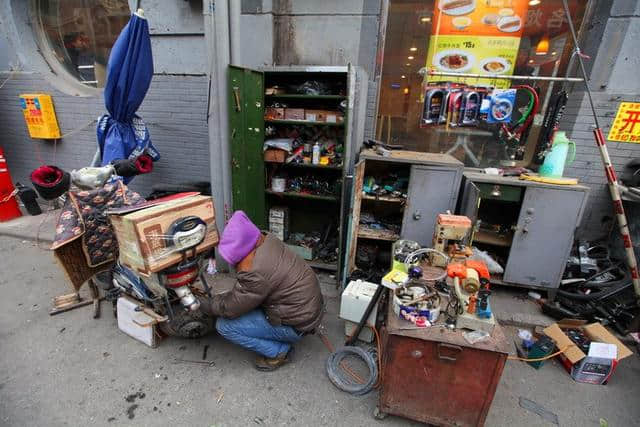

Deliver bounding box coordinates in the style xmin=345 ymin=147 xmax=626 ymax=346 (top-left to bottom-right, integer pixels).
xmin=203 ymin=0 xmax=232 ymax=272
xmin=561 ymin=0 xmax=640 ymax=299
xmin=428 ymin=71 xmax=584 ymax=82
xmin=228 ymin=0 xmax=241 ymax=64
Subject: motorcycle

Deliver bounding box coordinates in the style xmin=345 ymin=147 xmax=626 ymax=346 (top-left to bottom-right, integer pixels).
xmin=95 ymin=207 xmax=216 ymax=339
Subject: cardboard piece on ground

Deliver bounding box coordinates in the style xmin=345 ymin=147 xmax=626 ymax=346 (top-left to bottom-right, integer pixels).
xmin=543 ymin=321 xmax=633 ymax=364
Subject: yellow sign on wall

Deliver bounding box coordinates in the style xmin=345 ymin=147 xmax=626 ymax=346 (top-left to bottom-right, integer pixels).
xmin=19 ymin=94 xmax=61 ymax=139
xmin=608 ymin=102 xmax=640 ymax=143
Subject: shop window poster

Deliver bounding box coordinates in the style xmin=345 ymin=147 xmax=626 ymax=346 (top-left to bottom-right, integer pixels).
xmin=425 ymin=0 xmax=529 ymax=89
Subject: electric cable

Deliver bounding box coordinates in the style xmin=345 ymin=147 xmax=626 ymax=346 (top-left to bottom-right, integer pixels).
xmin=508 ymin=344 xmax=576 ymax=362
xmin=320 ymin=323 xmax=382 ymax=396
xmin=325 ymin=345 xmax=378 ymax=396
xmin=404 ymin=248 xmax=449 ymax=281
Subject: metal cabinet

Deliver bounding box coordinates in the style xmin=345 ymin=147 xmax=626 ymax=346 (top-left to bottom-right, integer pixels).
xmin=460 ymin=172 xmax=589 ymax=295
xmin=228 ymin=65 xmax=367 ymax=276
xmin=378 ymin=300 xmax=509 ymax=426
xmin=344 ymin=150 xmax=463 ymax=280
xmin=402 ymin=165 xmax=462 ymax=245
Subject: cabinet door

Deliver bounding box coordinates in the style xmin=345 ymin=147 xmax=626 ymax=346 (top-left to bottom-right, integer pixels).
xmin=401 ymin=166 xmax=460 ymax=246
xmin=459 ymin=179 xmax=481 ymax=224
xmin=504 ymin=187 xmax=586 ymax=288
xmin=228 ymin=66 xmax=266 ymax=228
xmin=344 ymin=160 xmax=366 ymax=280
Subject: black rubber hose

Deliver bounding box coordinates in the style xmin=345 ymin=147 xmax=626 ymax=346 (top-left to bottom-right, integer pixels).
xmin=325 ymin=346 xmax=378 ymax=396
xmin=580 ymin=262 xmax=630 ymax=288
xmin=557 ymin=280 xmax=633 ymax=301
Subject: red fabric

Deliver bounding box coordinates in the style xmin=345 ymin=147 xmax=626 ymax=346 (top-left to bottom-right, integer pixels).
xmin=135 ymin=154 xmax=153 ymax=174
xmin=30 ymin=165 xmax=64 ymax=187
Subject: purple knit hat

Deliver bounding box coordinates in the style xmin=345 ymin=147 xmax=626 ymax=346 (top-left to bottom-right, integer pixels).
xmin=218 ymin=211 xmax=261 ymax=265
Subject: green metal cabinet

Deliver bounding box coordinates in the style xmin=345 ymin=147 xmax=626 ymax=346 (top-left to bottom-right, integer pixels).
xmin=228 ymin=65 xmax=366 ymax=277
xmin=228 ymin=65 xmax=266 ymax=229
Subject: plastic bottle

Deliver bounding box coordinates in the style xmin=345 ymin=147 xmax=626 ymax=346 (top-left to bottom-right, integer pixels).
xmin=539 ymin=131 xmax=576 ymax=178
xmin=312 ymin=142 xmax=320 ymax=165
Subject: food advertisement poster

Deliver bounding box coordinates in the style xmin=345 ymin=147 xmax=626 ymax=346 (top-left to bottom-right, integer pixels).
xmin=425 ymin=0 xmax=529 ymax=89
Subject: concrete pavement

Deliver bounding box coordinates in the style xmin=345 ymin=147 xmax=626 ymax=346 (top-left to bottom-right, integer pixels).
xmin=0 ymin=236 xmax=639 ymax=426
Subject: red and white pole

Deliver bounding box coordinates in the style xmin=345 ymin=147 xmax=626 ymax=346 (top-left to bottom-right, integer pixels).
xmin=562 ymin=0 xmax=640 ymax=298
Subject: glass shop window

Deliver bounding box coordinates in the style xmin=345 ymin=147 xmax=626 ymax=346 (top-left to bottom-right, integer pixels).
xmin=36 ymin=0 xmax=131 ymax=88
xmin=376 ymin=0 xmax=589 ymax=168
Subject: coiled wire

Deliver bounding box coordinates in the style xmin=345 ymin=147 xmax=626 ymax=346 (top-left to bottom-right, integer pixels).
xmin=325 ymin=346 xmax=378 ymax=396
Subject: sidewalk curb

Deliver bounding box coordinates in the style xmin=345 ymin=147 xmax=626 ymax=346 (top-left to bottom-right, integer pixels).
xmin=0 ymin=230 xmax=54 ymax=245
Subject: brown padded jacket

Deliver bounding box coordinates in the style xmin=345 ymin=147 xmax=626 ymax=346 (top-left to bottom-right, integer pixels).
xmin=207 ymin=234 xmax=324 ymax=332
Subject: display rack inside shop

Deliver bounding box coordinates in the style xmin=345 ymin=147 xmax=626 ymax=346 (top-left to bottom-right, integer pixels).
xmin=229 ymin=66 xmax=356 ymax=274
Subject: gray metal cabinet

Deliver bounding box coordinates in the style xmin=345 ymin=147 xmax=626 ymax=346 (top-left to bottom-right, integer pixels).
xmin=344 ymin=150 xmax=463 ymax=280
xmin=402 ymin=165 xmax=463 ymax=246
xmin=460 ymin=172 xmax=589 ymax=295
xmin=504 ymin=187 xmax=587 ymax=288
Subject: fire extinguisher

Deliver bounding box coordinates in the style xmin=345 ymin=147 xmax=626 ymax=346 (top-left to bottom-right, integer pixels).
xmin=0 ymin=147 xmax=23 ymax=222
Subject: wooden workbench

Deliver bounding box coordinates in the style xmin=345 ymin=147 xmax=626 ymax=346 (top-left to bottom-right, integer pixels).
xmin=378 ymin=294 xmax=510 ymax=427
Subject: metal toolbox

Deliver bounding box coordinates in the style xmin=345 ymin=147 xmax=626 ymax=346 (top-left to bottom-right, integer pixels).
xmin=378 ymin=298 xmax=509 ymax=426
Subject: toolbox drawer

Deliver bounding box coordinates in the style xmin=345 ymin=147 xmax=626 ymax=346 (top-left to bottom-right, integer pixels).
xmin=379 ymin=330 xmax=506 ymax=426
xmin=476 ymin=183 xmax=522 ymax=202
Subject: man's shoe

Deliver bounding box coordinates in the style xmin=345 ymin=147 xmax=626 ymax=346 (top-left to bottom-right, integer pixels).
xmin=254 ymin=348 xmax=294 ymax=372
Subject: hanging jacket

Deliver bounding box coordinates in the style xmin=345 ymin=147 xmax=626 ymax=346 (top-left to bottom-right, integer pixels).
xmin=206 ymin=234 xmax=324 ymax=332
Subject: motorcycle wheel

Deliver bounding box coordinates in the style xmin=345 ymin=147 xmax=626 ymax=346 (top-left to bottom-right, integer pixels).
xmin=159 ymin=308 xmax=214 ymax=338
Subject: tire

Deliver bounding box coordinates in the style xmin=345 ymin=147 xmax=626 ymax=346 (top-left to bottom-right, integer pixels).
xmin=159 ymin=308 xmax=215 ymax=338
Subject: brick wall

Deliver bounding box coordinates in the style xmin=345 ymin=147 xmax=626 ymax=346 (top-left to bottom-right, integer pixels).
xmin=560 ymin=90 xmax=640 ymax=240
xmin=0 ymin=73 xmax=210 ymax=197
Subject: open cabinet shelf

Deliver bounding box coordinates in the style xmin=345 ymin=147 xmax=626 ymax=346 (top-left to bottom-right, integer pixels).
xmin=265 ymin=119 xmax=344 ymax=127
xmin=265 ymin=161 xmax=343 ymax=171
xmin=266 ymin=94 xmax=346 ymax=100
xmin=346 ymin=150 xmax=464 ymax=277
xmin=229 ymin=65 xmax=357 ymax=278
xmin=265 ymin=189 xmax=340 ymax=202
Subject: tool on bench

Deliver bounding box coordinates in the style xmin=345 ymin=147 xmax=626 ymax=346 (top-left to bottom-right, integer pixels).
xmin=447 ymin=260 xmax=496 ymax=334
xmin=430 ymin=214 xmax=472 ymax=267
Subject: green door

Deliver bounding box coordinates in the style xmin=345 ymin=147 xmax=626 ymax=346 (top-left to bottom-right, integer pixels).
xmin=228 ymin=66 xmax=266 ymax=229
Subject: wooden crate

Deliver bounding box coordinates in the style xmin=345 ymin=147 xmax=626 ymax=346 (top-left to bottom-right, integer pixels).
xmin=378 ymin=298 xmax=509 ymax=426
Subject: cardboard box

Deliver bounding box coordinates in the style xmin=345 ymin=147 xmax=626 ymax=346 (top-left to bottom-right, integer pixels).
xmin=269 ymin=206 xmax=289 ymax=241
xmin=304 ymin=109 xmax=327 ymax=122
xmin=265 ymin=107 xmax=285 ymax=120
xmin=305 ymin=109 xmax=344 ymax=123
xmin=264 ymin=148 xmax=286 ymax=163
xmin=269 ymin=223 xmax=288 ymax=241
xmin=284 ymin=108 xmax=305 ymax=121
xmin=324 ymin=111 xmax=344 ymax=124
xmin=269 ymin=206 xmax=288 ymax=220
xmin=109 ymin=195 xmax=218 ymax=276
xmin=543 ymin=321 xmax=633 ymax=384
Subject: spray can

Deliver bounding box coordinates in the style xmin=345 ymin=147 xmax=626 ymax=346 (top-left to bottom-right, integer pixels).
xmin=312 ymin=142 xmax=320 ymax=165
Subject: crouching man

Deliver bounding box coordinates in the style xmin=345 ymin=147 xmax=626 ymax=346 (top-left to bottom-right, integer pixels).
xmin=206 ymin=211 xmax=324 ymax=371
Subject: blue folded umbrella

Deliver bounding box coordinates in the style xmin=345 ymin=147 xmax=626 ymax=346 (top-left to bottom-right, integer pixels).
xmin=97 ymin=11 xmax=159 ymax=182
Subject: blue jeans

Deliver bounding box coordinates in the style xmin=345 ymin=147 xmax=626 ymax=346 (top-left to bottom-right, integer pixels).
xmin=215 ymin=309 xmax=302 ymax=358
